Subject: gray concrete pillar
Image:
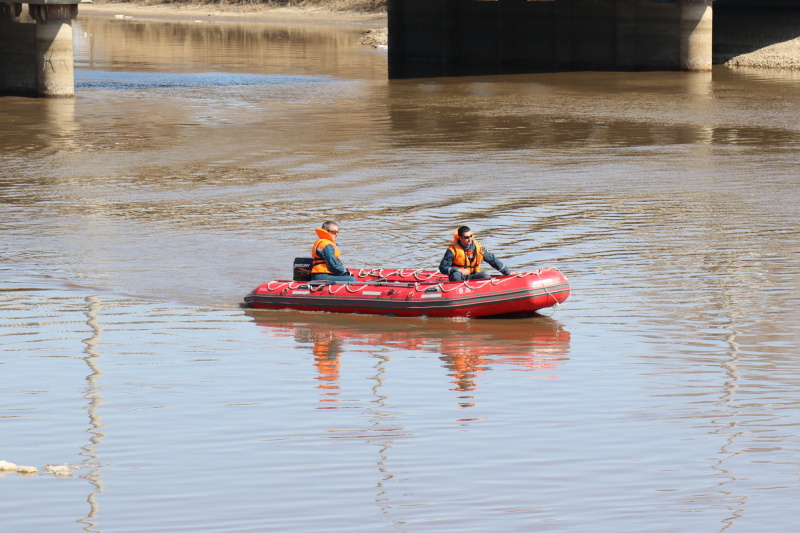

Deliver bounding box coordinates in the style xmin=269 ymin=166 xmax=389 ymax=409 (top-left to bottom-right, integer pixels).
xmin=680 ymin=0 xmax=713 ymax=71
xmin=30 ymin=4 xmax=78 ymax=97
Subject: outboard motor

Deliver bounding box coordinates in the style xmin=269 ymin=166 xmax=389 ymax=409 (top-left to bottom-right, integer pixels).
xmin=293 ymin=257 xmax=313 ymax=281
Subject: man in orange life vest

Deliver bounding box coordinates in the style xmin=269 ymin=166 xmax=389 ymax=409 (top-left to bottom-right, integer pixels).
xmin=439 ymin=226 xmax=511 ymax=282
xmin=311 ymin=221 xmax=356 ymax=283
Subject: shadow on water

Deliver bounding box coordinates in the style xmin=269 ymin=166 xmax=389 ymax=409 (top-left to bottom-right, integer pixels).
xmin=244 ymin=309 xmax=571 ymax=409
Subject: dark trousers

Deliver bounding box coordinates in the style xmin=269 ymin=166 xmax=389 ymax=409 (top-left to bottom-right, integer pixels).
xmin=311 ymin=273 xmax=356 ymax=283
xmin=449 ymin=271 xmax=491 ymax=282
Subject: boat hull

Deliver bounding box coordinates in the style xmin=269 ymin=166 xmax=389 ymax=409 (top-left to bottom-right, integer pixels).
xmin=244 ymin=268 xmax=570 ymax=318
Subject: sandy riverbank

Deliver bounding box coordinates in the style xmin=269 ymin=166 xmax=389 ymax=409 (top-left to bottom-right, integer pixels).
xmin=79 ymin=2 xmax=387 ymax=26
xmin=725 ymin=40 xmax=800 ymax=70
xmin=79 ymin=2 xmax=389 ymax=47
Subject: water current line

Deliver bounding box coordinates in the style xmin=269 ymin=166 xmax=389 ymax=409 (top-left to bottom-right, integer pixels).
xmin=714 ymin=320 xmax=747 ymax=533
xmin=369 ymin=352 xmax=396 ymax=512
xmin=710 ymin=278 xmax=748 ymax=532
xmin=78 ymin=295 xmax=106 ymax=533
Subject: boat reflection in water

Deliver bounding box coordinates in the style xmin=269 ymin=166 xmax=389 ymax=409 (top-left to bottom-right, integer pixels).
xmin=245 ymin=310 xmax=571 ymax=408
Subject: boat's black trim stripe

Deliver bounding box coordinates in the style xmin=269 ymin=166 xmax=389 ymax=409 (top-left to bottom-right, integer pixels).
xmin=244 ymin=283 xmax=570 ymax=311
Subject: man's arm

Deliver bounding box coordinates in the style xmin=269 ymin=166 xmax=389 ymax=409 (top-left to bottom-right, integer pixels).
xmin=318 ymin=244 xmax=349 ymax=276
xmin=439 ymin=248 xmax=456 ymax=275
xmin=483 ymin=249 xmax=510 ymax=276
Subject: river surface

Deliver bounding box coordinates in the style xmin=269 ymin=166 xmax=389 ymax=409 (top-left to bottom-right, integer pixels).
xmin=2 ymin=12 xmax=800 ymax=533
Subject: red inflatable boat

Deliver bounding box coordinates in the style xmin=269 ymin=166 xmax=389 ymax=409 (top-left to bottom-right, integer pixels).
xmin=244 ymin=266 xmax=570 ymax=318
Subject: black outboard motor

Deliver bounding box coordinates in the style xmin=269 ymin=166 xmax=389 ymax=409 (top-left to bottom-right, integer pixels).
xmin=293 ymin=257 xmax=313 ymax=281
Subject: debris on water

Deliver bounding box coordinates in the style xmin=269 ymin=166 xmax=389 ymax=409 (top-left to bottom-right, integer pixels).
xmin=0 ymin=460 xmax=39 ymax=475
xmin=360 ymin=28 xmax=388 ymax=49
xmin=44 ymin=464 xmax=74 ymax=477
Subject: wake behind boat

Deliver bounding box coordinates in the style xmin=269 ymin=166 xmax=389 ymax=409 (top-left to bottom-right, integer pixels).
xmin=243 ymin=264 xmax=570 ymax=318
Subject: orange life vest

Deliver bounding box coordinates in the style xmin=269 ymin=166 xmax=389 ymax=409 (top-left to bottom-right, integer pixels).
xmin=311 ymin=228 xmax=341 ymax=274
xmin=448 ymin=233 xmax=484 ymax=274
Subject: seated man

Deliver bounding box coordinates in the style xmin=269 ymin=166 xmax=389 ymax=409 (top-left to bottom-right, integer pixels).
xmin=439 ymin=226 xmax=511 ymax=282
xmin=310 ymin=221 xmax=356 ymax=283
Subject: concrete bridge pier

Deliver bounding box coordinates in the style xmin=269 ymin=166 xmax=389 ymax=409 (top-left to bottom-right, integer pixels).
xmin=0 ymin=1 xmax=80 ymax=97
xmin=680 ymin=1 xmax=713 ymax=71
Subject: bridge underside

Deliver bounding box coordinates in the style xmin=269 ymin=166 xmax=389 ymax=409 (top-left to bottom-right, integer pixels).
xmin=389 ymin=0 xmax=715 ymax=78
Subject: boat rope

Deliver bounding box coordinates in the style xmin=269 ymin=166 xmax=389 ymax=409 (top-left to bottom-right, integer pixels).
xmin=326 ymin=283 xmax=368 ymax=295
xmin=266 ymin=281 xmax=293 ymax=291
xmin=534 ymin=270 xmax=561 ymax=309
xmin=410 ymin=272 xmax=531 ymax=293
xmin=414 ymin=282 xmax=441 ymax=292
xmin=354 ymin=268 xmax=553 ymax=285
xmin=444 ymin=271 xmax=533 ymax=292
xmin=265 ymin=269 xmax=560 ymax=299
xmin=355 ymin=268 xmax=442 ymax=281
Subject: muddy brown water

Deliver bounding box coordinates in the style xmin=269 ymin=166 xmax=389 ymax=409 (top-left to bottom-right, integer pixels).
xmin=1 ymin=13 xmax=799 ymax=533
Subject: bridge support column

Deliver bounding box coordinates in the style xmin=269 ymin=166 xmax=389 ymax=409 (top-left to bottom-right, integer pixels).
xmin=0 ymin=2 xmax=79 ymax=97
xmin=32 ymin=5 xmax=77 ymax=97
xmin=680 ymin=0 xmax=713 ymax=71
